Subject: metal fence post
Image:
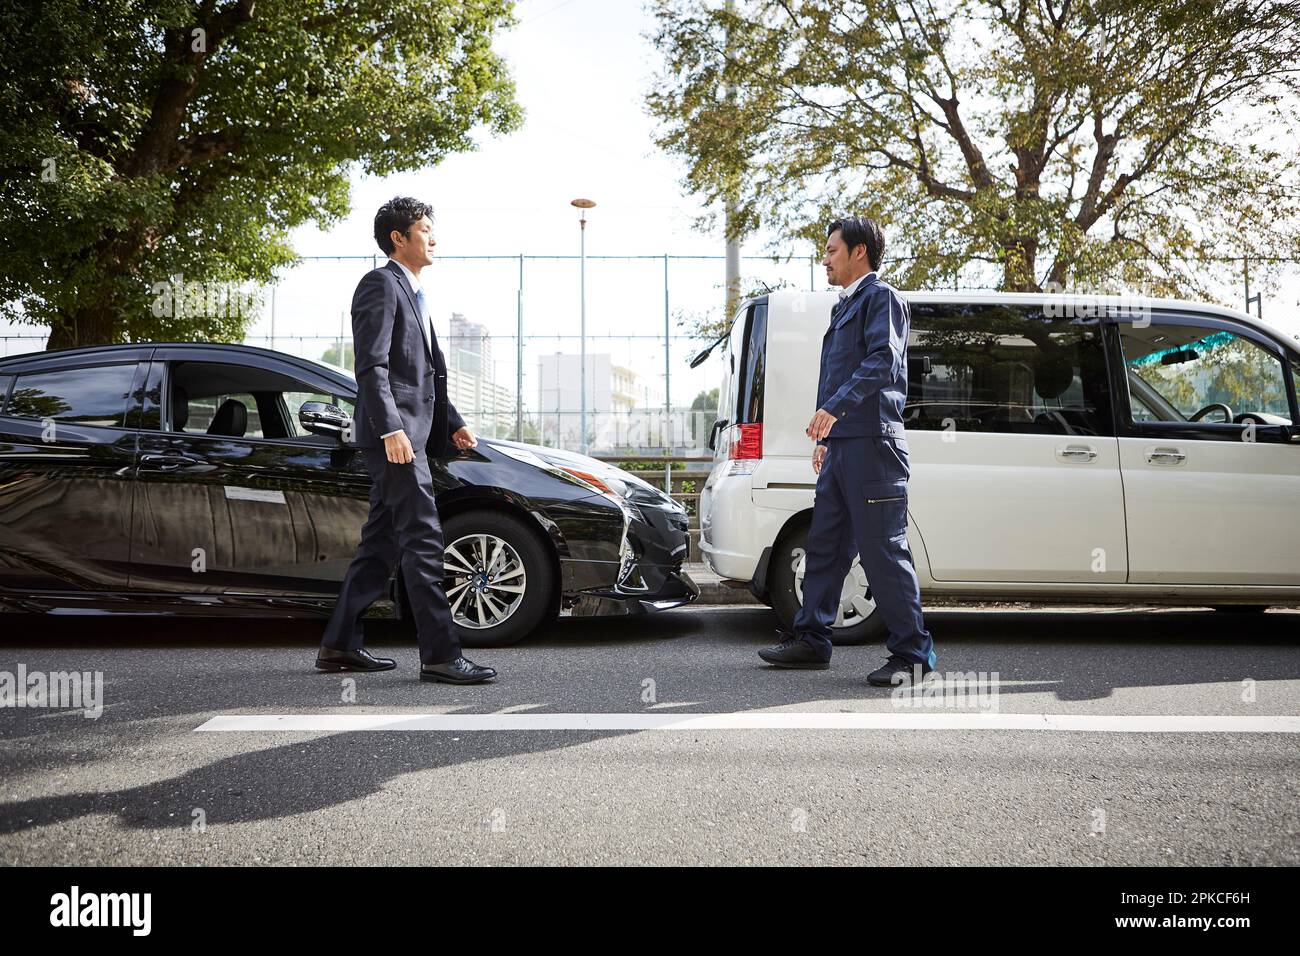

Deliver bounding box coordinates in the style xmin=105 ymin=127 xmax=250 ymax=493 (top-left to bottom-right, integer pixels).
xmin=517 ymin=253 xmax=524 ymax=440
xmin=663 ymin=253 xmax=671 ymax=458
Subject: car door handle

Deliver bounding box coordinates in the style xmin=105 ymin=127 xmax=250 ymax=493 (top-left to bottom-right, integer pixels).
xmin=1056 ymin=444 xmax=1097 ymax=463
xmin=140 ymin=453 xmax=199 ymax=471
xmin=1146 ymin=447 xmax=1186 ymax=465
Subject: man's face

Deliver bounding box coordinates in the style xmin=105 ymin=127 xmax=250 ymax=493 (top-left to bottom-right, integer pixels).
xmin=392 ymin=215 xmax=436 ymax=267
xmin=822 ymin=229 xmax=868 ymax=287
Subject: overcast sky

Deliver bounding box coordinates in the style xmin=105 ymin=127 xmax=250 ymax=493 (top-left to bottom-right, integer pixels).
xmin=264 ymin=0 xmax=773 ymax=408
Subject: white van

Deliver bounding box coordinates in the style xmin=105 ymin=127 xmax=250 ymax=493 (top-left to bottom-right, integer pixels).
xmin=698 ymin=290 xmax=1300 ymax=643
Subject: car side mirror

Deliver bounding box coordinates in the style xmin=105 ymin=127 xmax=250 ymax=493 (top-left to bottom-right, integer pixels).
xmin=299 ymin=401 xmax=352 ymax=439
xmin=708 ymin=418 xmax=728 ymax=452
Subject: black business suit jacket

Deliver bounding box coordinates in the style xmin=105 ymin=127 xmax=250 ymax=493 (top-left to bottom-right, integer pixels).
xmin=350 ymin=260 xmax=465 ymax=456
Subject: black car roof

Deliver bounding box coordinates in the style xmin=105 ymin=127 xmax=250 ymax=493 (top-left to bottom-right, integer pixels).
xmin=0 ymin=342 xmax=356 ymax=392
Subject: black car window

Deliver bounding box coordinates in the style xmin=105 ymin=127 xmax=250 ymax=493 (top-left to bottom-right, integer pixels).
xmin=907 ymin=303 xmax=1114 ymax=437
xmin=3 ymin=364 xmax=135 ymax=428
xmin=0 ymin=374 xmax=12 ymax=409
xmin=166 ymin=360 xmax=351 ymax=441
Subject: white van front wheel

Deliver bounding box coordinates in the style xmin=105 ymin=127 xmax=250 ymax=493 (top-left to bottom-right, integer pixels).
xmin=768 ymin=523 xmax=887 ymax=646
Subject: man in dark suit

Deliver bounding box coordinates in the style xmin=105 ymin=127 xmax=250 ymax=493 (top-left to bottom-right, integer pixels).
xmin=758 ymin=215 xmax=936 ymax=686
xmin=316 ymin=197 xmax=496 ymax=684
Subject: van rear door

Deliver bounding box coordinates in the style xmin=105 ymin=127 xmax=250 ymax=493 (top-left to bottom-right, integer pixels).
xmin=708 ymin=298 xmax=767 ymax=472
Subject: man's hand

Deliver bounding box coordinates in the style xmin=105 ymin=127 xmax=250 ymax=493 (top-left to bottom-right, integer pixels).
xmin=383 ymin=430 xmax=415 ymax=464
xmin=451 ymin=426 xmax=477 ymax=451
xmin=812 ymin=444 xmax=826 ymax=475
xmin=806 ymin=408 xmax=838 ymax=441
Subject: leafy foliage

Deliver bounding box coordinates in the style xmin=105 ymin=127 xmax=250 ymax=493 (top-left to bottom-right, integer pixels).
xmin=647 ymin=0 xmax=1300 ymax=296
xmin=0 ymin=0 xmax=523 ymax=348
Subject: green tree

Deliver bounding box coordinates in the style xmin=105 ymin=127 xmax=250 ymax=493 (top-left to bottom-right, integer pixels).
xmin=691 ymin=387 xmax=719 ymax=411
xmin=0 ymin=0 xmax=522 ymax=349
xmin=647 ymin=0 xmax=1300 ymax=296
xmin=320 ymin=341 xmax=355 ymax=372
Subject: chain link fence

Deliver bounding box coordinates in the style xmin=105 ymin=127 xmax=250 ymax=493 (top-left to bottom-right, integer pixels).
xmin=4 ymin=251 xmax=1297 ymax=459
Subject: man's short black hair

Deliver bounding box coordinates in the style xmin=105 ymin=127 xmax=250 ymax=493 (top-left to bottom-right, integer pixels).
xmin=374 ymin=196 xmax=434 ymax=255
xmin=827 ymin=215 xmax=885 ymax=270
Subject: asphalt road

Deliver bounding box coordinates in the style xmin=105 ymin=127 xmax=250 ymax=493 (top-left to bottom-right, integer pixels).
xmin=1 ymin=605 xmax=1297 ymax=866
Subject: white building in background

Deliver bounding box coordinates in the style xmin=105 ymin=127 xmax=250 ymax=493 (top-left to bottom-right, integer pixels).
xmin=449 ymin=313 xmax=491 ymax=379
xmin=538 ymin=352 xmax=707 ymax=453
xmin=446 ymin=312 xmax=515 ymax=439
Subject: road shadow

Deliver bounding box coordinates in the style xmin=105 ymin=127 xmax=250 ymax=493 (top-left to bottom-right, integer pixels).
xmin=0 ymin=729 xmax=627 ymax=834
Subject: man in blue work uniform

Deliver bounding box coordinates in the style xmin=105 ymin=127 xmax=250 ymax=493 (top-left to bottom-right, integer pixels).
xmin=758 ymin=215 xmax=937 ymax=686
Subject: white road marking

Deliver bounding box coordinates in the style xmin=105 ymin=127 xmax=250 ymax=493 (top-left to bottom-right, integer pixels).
xmin=193 ymin=713 xmax=1300 ymax=733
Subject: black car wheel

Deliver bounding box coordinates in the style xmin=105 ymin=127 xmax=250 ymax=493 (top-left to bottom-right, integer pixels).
xmin=768 ymin=520 xmax=886 ymax=646
xmin=392 ymin=509 xmax=556 ymax=650
xmin=439 ymin=510 xmax=555 ymax=648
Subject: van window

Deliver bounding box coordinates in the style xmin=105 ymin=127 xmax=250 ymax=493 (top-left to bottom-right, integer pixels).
xmin=717 ymin=306 xmax=745 ymax=427
xmin=907 ymin=304 xmax=1113 ymax=436
xmin=1118 ymin=322 xmax=1293 ymax=427
xmin=734 ymin=299 xmax=768 ymax=424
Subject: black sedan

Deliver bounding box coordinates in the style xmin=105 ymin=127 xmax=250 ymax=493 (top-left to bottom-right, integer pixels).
xmin=0 ymin=343 xmax=698 ymax=646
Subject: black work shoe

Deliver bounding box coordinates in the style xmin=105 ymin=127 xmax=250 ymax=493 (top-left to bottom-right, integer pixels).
xmin=867 ymin=655 xmax=934 ymax=687
xmin=315 ymin=647 xmax=396 ymax=672
xmin=420 ymin=657 xmax=497 ymax=685
xmin=757 ymin=633 xmax=830 ymax=670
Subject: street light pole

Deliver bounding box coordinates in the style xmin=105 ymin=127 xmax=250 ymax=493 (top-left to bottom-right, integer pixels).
xmin=571 ymin=198 xmax=595 ymax=453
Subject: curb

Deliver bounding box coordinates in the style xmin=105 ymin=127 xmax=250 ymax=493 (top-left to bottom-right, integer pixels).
xmin=686 ymin=564 xmax=761 ymax=606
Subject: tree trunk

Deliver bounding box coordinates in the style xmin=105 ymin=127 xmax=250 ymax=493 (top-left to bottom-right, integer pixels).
xmin=1001 ymin=236 xmax=1043 ymax=293
xmin=45 ymin=305 xmax=121 ymax=351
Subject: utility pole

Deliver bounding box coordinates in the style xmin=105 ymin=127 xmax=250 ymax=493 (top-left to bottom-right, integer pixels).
xmin=723 ymin=0 xmax=741 ymax=322
xmin=571 ymin=198 xmax=596 ymax=453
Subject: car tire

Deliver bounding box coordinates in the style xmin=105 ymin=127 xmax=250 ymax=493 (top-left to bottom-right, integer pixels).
xmin=393 ymin=510 xmax=554 ymax=648
xmin=768 ymin=520 xmax=887 ymax=646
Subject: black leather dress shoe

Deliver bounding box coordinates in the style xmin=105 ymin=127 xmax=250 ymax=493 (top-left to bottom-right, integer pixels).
xmin=757 ymin=633 xmax=830 ymax=670
xmin=314 ymin=647 xmax=396 ymax=672
xmin=866 ymin=655 xmax=934 ymax=687
xmin=420 ymin=657 xmax=497 ymax=685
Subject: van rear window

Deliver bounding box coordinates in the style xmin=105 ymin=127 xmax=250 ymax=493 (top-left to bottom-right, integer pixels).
xmin=735 ymin=299 xmax=768 ymax=424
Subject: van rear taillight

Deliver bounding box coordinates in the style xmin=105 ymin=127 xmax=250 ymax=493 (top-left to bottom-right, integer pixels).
xmin=728 ymin=423 xmax=763 ymax=460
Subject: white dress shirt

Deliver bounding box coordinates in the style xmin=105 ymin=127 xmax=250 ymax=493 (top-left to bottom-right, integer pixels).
xmin=838 ymin=269 xmax=877 ymax=302
xmin=380 ymin=258 xmax=435 ymax=440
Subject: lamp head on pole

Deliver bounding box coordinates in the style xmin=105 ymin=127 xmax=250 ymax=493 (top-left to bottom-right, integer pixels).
xmin=571 ymin=197 xmax=595 ymax=229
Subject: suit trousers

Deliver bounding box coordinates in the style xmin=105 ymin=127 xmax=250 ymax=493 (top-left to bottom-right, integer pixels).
xmin=792 ymin=435 xmax=936 ymax=667
xmin=321 ymin=448 xmax=459 ymax=665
